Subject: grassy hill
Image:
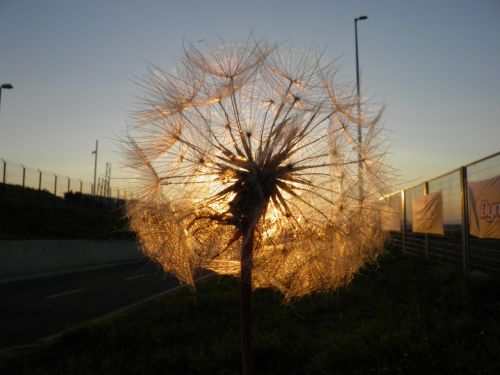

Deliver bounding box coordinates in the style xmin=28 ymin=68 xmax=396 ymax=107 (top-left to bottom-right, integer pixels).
xmin=0 ymin=184 xmax=132 ymax=240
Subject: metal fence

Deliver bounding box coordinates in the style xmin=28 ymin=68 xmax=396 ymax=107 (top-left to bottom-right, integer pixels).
xmin=387 ymin=151 xmax=500 ymax=276
xmin=0 ymin=158 xmax=132 ymax=200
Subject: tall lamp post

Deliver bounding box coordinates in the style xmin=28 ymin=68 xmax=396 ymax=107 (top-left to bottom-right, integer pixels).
xmin=354 ymin=15 xmax=367 ymax=207
xmin=0 ymin=83 xmax=14 ymax=112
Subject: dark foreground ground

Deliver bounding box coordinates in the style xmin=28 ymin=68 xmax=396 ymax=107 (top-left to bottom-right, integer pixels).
xmin=0 ymin=251 xmax=499 ymax=374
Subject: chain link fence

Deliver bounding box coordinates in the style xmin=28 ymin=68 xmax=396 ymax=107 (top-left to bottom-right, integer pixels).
xmin=385 ymin=151 xmax=500 ymax=276
xmin=0 ymin=158 xmax=133 ymax=202
xmin=2 ymin=153 xmax=498 ymax=275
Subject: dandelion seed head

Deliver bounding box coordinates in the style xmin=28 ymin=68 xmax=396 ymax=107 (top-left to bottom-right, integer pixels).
xmin=125 ymin=37 xmax=392 ymax=301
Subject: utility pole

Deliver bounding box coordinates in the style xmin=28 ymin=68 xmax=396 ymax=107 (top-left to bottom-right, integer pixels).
xmin=92 ymin=140 xmax=98 ymax=195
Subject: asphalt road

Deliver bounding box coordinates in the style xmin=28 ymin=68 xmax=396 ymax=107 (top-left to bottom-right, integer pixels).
xmin=0 ymin=261 xmax=181 ymax=350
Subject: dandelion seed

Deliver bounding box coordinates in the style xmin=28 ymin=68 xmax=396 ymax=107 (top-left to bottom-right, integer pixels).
xmin=124 ymin=36 xmax=392 ymax=374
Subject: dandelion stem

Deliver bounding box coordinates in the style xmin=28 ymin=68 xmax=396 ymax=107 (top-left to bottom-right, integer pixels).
xmin=240 ymin=224 xmax=254 ymax=375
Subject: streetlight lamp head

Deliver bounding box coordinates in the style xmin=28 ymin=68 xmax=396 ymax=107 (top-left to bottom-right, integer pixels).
xmin=1 ymin=83 xmax=13 ymax=89
xmin=357 ymin=15 xmax=368 ymax=21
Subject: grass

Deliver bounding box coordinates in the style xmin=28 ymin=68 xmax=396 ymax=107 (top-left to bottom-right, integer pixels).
xmin=0 ymin=184 xmax=132 ymax=240
xmin=1 ymin=250 xmax=499 ymax=374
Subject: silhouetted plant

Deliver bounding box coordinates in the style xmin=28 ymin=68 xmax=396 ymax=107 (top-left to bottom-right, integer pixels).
xmin=125 ymin=36 xmax=391 ymax=374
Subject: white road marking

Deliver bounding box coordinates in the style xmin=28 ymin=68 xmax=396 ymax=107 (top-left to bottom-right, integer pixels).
xmin=32 ymin=273 xmax=214 ymax=348
xmin=125 ymin=274 xmax=146 ymax=281
xmin=46 ymin=288 xmax=86 ymax=300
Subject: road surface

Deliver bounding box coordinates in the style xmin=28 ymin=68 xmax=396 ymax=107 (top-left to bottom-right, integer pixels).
xmin=0 ymin=260 xmax=181 ymax=350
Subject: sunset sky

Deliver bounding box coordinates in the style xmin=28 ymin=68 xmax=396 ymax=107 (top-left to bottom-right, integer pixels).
xmin=0 ymin=0 xmax=499 ymax=192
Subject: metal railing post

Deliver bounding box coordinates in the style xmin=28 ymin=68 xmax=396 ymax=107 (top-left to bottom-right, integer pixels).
xmin=2 ymin=159 xmax=6 ymax=184
xmin=401 ymin=190 xmax=406 ymax=253
xmin=460 ymin=166 xmax=470 ymax=275
xmin=79 ymin=179 xmax=83 ymax=193
xmin=54 ymin=174 xmax=57 ymax=196
xmin=424 ymin=182 xmax=429 ymax=260
xmin=38 ymin=170 xmax=42 ymax=200
xmin=67 ymin=177 xmax=70 ymax=194
xmin=22 ymin=165 xmax=26 ymax=189
xmin=1 ymin=159 xmax=5 ymax=197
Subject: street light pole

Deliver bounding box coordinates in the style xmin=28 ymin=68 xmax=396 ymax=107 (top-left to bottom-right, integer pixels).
xmin=354 ymin=15 xmax=367 ymax=207
xmin=0 ymin=83 xmax=14 ymax=112
xmin=92 ymin=140 xmax=98 ymax=196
